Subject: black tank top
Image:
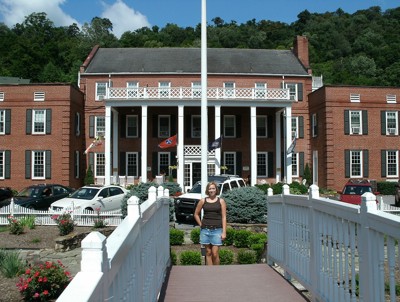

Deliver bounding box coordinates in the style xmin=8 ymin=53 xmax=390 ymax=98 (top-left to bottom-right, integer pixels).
xmin=201 ymin=197 xmax=222 ymax=228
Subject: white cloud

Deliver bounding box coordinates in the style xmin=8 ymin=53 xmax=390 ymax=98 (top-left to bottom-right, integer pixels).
xmin=100 ymin=0 xmax=151 ymax=37
xmin=0 ymin=0 xmax=80 ymax=27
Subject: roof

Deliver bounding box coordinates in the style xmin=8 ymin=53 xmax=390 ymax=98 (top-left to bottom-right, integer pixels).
xmin=83 ymin=48 xmax=309 ymax=76
xmin=0 ymin=76 xmax=30 ymax=84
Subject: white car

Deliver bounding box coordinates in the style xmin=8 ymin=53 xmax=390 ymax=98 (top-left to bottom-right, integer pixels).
xmin=50 ymin=185 xmax=128 ymax=212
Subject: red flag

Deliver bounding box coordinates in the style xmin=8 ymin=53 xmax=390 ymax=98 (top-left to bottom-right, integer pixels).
xmin=158 ymin=134 xmax=177 ymax=149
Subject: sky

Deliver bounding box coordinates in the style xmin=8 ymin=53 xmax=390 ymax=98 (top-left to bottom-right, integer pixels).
xmin=0 ymin=0 xmax=398 ymax=38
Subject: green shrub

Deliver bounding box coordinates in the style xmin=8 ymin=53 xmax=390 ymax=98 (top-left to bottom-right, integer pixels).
xmin=223 ymin=186 xmax=267 ymax=224
xmin=20 ymin=216 xmax=36 ymax=229
xmin=179 ymin=250 xmax=202 ymax=265
xmin=223 ymin=227 xmax=235 ymax=246
xmin=254 ymin=184 xmax=270 ymax=194
xmin=237 ymin=249 xmax=257 ymax=264
xmin=7 ymin=216 xmax=24 ymax=235
xmin=250 ymin=243 xmax=266 ymax=262
xmin=303 ymin=163 xmax=312 ymax=186
xmin=271 ymin=182 xmax=284 ymax=194
xmin=219 ymin=249 xmax=234 ymax=265
xmin=190 ymin=228 xmax=200 ymax=244
xmin=170 ymin=250 xmax=177 ymax=265
xmin=170 ymin=228 xmax=185 ymax=245
xmin=233 ymin=229 xmax=253 ymax=248
xmin=84 ymin=166 xmax=94 ymax=185
xmin=377 ymin=181 xmax=396 ymax=195
xmin=0 ymin=249 xmax=25 ymax=278
xmin=289 ymin=181 xmax=308 ymax=194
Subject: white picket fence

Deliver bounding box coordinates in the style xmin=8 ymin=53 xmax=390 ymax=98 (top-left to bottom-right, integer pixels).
xmin=0 ymin=200 xmax=123 ymax=227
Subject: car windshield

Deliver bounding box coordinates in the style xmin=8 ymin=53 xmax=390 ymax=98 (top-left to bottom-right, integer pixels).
xmin=343 ymin=185 xmax=372 ymax=195
xmin=70 ymin=188 xmax=100 ymax=200
xmin=189 ymin=182 xmax=222 ymax=194
xmin=17 ymin=187 xmax=41 ymax=197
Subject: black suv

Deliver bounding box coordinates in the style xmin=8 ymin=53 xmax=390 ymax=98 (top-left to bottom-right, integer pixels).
xmin=174 ymin=175 xmax=246 ymax=222
xmin=0 ymin=187 xmax=13 ymax=203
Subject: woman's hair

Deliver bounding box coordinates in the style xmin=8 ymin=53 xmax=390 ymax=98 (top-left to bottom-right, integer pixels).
xmin=205 ymin=181 xmax=220 ymax=195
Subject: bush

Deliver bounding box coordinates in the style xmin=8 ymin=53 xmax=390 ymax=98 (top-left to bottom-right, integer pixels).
xmin=377 ymin=181 xmax=396 ymax=195
xmin=254 ymin=184 xmax=270 ymax=194
xmin=223 ymin=186 xmax=267 ymax=224
xmin=250 ymin=243 xmax=266 ymax=262
xmin=20 ymin=216 xmax=36 ymax=229
xmin=271 ymin=182 xmax=284 ymax=194
xmin=170 ymin=250 xmax=177 ymax=265
xmin=248 ymin=233 xmax=267 ymax=246
xmin=84 ymin=166 xmax=94 ymax=186
xmin=170 ymin=228 xmax=185 ymax=245
xmin=303 ymin=163 xmax=312 ymax=186
xmin=7 ymin=216 xmax=24 ymax=235
xmin=237 ymin=249 xmax=257 ymax=264
xmin=219 ymin=249 xmax=234 ymax=265
xmin=289 ymin=181 xmax=308 ymax=194
xmin=179 ymin=250 xmax=202 ymax=265
xmin=190 ymin=228 xmax=200 ymax=244
xmin=51 ymin=213 xmax=74 ymax=236
xmin=223 ymin=227 xmax=235 ymax=246
xmin=233 ymin=229 xmax=253 ymax=248
xmin=0 ymin=249 xmax=25 ymax=278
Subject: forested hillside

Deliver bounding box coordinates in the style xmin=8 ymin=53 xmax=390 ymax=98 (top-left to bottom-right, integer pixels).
xmin=0 ymin=6 xmax=399 ymax=86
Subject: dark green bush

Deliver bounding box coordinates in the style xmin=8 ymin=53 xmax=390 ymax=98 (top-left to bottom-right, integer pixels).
xmin=254 ymin=184 xmax=270 ymax=194
xmin=250 ymin=243 xmax=266 ymax=262
xmin=179 ymin=250 xmax=202 ymax=265
xmin=248 ymin=233 xmax=267 ymax=246
xmin=289 ymin=181 xmax=308 ymax=194
xmin=237 ymin=249 xmax=257 ymax=264
xmin=170 ymin=228 xmax=185 ymax=245
xmin=303 ymin=163 xmax=312 ymax=186
xmin=223 ymin=186 xmax=267 ymax=224
xmin=170 ymin=250 xmax=177 ymax=265
xmin=223 ymin=227 xmax=235 ymax=246
xmin=233 ymin=229 xmax=253 ymax=248
xmin=84 ymin=166 xmax=94 ymax=185
xmin=377 ymin=181 xmax=396 ymax=195
xmin=190 ymin=228 xmax=200 ymax=244
xmin=271 ymin=182 xmax=284 ymax=194
xmin=219 ymin=249 xmax=234 ymax=265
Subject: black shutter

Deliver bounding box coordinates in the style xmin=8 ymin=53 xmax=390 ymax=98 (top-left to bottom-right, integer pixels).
xmin=46 ymin=109 xmax=52 ymax=134
xmin=236 ymin=115 xmax=241 ymax=138
xmin=362 ymin=110 xmax=368 ymax=135
xmin=171 ymin=152 xmax=177 ymax=178
xmin=120 ymin=152 xmax=126 ymax=175
xmin=267 ymin=115 xmax=273 ymax=138
xmin=185 ymin=115 xmax=192 ymax=138
xmin=345 ymin=150 xmax=350 ymax=178
xmin=314 ymin=113 xmax=318 ymax=136
xmin=74 ymin=151 xmax=77 ymax=177
xmin=298 ymin=116 xmax=304 ymax=138
xmin=363 ymin=149 xmax=369 ymax=178
xmin=344 ymin=110 xmax=350 ymax=135
xmin=381 ymin=111 xmax=386 ymax=135
xmin=152 ymin=152 xmax=158 ymax=177
xmin=89 ymin=116 xmax=95 ymax=138
xmin=5 ymin=109 xmax=11 ymax=134
xmin=5 ymin=150 xmax=11 ymax=179
xmin=299 ymin=152 xmax=305 ymax=177
xmin=26 ymin=109 xmax=32 ymax=134
xmin=171 ymin=115 xmax=177 ymax=135
xmin=120 ymin=115 xmax=126 ymax=138
xmin=138 ymin=152 xmax=141 ymax=177
xmin=268 ymin=152 xmax=274 ymax=178
xmin=381 ymin=150 xmax=386 ymax=177
xmin=297 ymin=83 xmax=303 ymax=101
xmin=153 ymin=115 xmax=158 ymax=137
xmin=89 ymin=152 xmax=94 ymax=172
xmin=45 ymin=150 xmax=51 ymax=179
xmin=25 ymin=150 xmax=31 ymax=179
xmin=236 ymin=152 xmax=242 ymax=176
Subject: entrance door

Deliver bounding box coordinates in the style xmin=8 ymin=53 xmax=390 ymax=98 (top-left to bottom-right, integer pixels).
xmin=192 ymin=162 xmax=202 ymax=184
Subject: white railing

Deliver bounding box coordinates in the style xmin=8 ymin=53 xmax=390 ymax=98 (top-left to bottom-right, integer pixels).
xmin=0 ymin=200 xmax=123 ymax=226
xmin=267 ymin=184 xmax=400 ymax=302
xmin=107 ymin=86 xmax=290 ymax=101
xmin=57 ymin=186 xmax=171 ymax=302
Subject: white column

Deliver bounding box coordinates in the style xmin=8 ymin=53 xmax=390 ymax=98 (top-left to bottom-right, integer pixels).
xmin=275 ymin=110 xmax=282 ymax=182
xmin=112 ymin=109 xmax=119 ymax=184
xmin=105 ymin=106 xmax=112 ymax=185
xmin=285 ymin=106 xmax=292 ymax=184
xmin=177 ymin=105 xmax=184 ymax=188
xmin=141 ymin=106 xmax=148 ymax=183
xmin=250 ymin=107 xmax=257 ymax=186
xmin=215 ymin=106 xmax=221 ymax=175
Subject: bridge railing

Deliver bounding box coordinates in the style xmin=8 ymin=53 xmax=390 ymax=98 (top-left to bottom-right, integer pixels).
xmin=267 ymin=184 xmax=400 ymax=302
xmin=57 ymin=186 xmax=171 ymax=302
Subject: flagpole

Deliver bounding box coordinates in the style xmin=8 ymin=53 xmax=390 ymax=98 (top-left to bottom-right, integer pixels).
xmin=201 ymin=0 xmax=208 ymax=196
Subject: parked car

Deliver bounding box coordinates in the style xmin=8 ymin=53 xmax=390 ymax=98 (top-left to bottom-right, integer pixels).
xmin=49 ymin=185 xmax=128 ymax=212
xmin=0 ymin=187 xmax=13 ymax=203
xmin=0 ymin=184 xmax=74 ymax=210
xmin=174 ymin=174 xmax=246 ymax=222
xmin=337 ymin=179 xmax=379 ymax=205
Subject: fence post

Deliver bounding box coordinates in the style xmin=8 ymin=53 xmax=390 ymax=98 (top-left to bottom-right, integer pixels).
xmin=127 ymin=196 xmax=141 ymax=219
xmin=267 ymin=188 xmax=273 ymax=196
xmin=157 ymin=186 xmax=164 ymax=197
xmin=309 ymin=184 xmax=319 ymax=301
xmin=10 ymin=197 xmax=14 ymax=217
xmin=281 ymin=184 xmax=291 ymax=280
xmin=148 ymin=186 xmax=157 ymax=202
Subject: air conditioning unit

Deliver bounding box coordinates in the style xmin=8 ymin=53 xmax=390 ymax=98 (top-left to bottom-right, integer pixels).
xmin=352 ymin=127 xmax=360 ymax=134
xmin=388 ymin=128 xmax=396 ymax=135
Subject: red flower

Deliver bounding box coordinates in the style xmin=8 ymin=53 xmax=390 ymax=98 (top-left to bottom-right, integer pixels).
xmin=43 ymin=290 xmax=49 ymax=295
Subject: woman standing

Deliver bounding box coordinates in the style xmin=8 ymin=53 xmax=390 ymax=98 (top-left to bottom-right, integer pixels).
xmin=194 ymin=181 xmax=227 ymax=265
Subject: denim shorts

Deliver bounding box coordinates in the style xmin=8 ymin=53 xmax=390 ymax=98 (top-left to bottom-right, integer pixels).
xmin=200 ymin=227 xmax=223 ymax=246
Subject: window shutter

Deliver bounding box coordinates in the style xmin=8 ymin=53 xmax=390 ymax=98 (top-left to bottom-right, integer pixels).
xmin=46 ymin=109 xmax=52 ymax=134
xmin=25 ymin=150 xmax=31 ymax=179
xmin=26 ymin=110 xmax=32 ymax=134
xmin=362 ymin=110 xmax=368 ymax=135
xmin=267 ymin=115 xmax=273 ymax=138
xmin=299 ymin=116 xmax=304 ymax=138
xmin=268 ymin=152 xmax=274 ymax=178
xmin=297 ymin=83 xmax=303 ymax=101
xmin=363 ymin=149 xmax=369 ymax=178
xmin=120 ymin=152 xmax=126 ymax=175
xmin=236 ymin=152 xmax=242 ymax=176
xmin=153 ymin=115 xmax=158 ymax=137
xmin=89 ymin=116 xmax=95 ymax=138
xmin=5 ymin=150 xmax=11 ymax=179
xmin=171 ymin=115 xmax=177 ymax=135
xmin=120 ymin=115 xmax=126 ymax=138
xmin=74 ymin=151 xmax=77 ymax=177
xmin=344 ymin=150 xmax=350 ymax=178
xmin=299 ymin=152 xmax=305 ymax=176
xmin=89 ymin=152 xmax=94 ymax=172
xmin=185 ymin=115 xmax=191 ymax=138
xmin=45 ymin=150 xmax=51 ymax=179
xmin=171 ymin=152 xmax=177 ymax=178
xmin=152 ymin=152 xmax=158 ymax=178
xmin=381 ymin=150 xmax=387 ymax=177
xmin=138 ymin=152 xmax=141 ymax=178
xmin=381 ymin=111 xmax=386 ymax=135
xmin=344 ymin=110 xmax=350 ymax=135
xmin=5 ymin=109 xmax=11 ymax=134
xmin=236 ymin=115 xmax=241 ymax=138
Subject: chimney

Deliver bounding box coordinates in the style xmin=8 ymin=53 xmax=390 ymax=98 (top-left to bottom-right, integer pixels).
xmin=293 ymin=36 xmax=310 ymax=73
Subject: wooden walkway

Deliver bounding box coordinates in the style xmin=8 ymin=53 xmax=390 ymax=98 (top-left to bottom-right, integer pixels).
xmin=159 ymin=264 xmax=310 ymax=302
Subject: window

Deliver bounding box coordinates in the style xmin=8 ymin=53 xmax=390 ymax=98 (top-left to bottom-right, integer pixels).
xmin=159 ymin=152 xmax=170 ymax=175
xmin=292 ymin=153 xmax=299 ymax=177
xmin=159 ymin=81 xmax=171 ymax=98
xmin=257 ymin=152 xmax=268 ymax=177
xmin=350 ymin=111 xmax=362 ymax=134
xmin=126 ymin=152 xmax=138 ymax=176
xmin=286 ymin=83 xmax=298 ymax=101
xmin=0 ymin=151 xmax=4 ymax=179
xmin=33 ymin=110 xmax=46 ymax=134
xmin=224 ymin=115 xmax=236 ymax=138
xmin=0 ymin=92 xmax=4 ymax=101
xmin=32 ymin=151 xmax=45 ymax=179
xmin=34 ymin=92 xmax=45 ymax=101
xmin=95 ymin=116 xmax=105 ymax=137
xmin=386 ymin=94 xmax=396 ymax=103
xmin=386 ymin=150 xmax=398 ymax=177
xmin=0 ymin=110 xmax=4 ymax=134
xmin=96 ymin=82 xmax=107 ymax=100
xmin=291 ymin=117 xmax=299 ymax=138
xmin=312 ymin=114 xmax=317 ymax=137
xmin=95 ymin=153 xmax=105 ymax=177
xmin=386 ymin=111 xmax=398 ymax=135
xmin=192 ymin=82 xmax=201 ymax=98
xmin=192 ymin=115 xmax=201 ymax=138
xmin=159 ymin=115 xmax=170 ymax=138
xmin=224 ymin=152 xmax=236 ymax=175
xmin=126 ymin=115 xmax=138 ymax=137
xmin=224 ymin=82 xmax=235 ymax=98
xmin=350 ymin=93 xmax=360 ymax=102
xmin=255 ymin=83 xmax=266 ymax=99
xmin=127 ymin=81 xmax=139 ymax=98
xmin=75 ymin=112 xmax=81 ymax=136
xmin=256 ymin=116 xmax=267 ymax=137
xmin=350 ymin=151 xmax=362 ymax=178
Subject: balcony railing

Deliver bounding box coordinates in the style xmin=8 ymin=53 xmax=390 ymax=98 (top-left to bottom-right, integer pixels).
xmin=106 ymin=86 xmax=290 ymax=101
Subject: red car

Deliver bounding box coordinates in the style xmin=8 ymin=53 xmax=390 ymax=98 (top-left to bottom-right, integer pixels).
xmin=337 ymin=179 xmax=379 ymax=205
